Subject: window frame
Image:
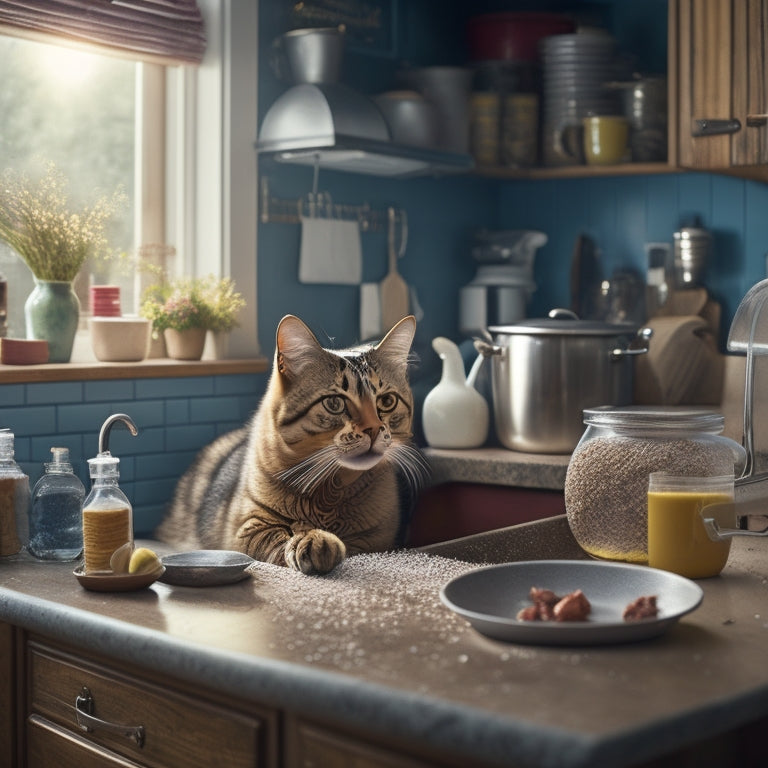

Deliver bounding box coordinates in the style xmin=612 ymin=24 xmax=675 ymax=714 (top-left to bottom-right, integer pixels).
xmin=164 ymin=0 xmax=260 ymax=358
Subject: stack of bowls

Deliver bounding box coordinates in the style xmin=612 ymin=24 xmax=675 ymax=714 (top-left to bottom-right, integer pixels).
xmin=540 ymin=31 xmax=622 ymax=166
xmin=90 ymin=285 xmax=121 ymax=317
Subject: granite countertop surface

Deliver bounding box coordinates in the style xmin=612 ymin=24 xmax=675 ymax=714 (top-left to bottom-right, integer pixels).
xmin=2 ymin=518 xmax=768 ymax=768
xmin=422 ymin=446 xmax=570 ymax=491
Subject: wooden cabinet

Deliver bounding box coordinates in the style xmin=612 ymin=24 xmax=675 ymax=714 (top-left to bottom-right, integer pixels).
xmin=673 ymin=0 xmax=768 ymax=177
xmin=284 ymin=717 xmax=456 ymax=768
xmin=22 ymin=638 xmax=276 ymax=768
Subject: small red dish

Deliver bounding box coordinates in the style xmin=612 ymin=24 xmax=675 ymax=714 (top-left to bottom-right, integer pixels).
xmin=0 ymin=338 xmax=49 ymax=365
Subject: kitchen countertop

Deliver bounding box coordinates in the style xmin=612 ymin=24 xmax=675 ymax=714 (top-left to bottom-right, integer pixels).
xmin=3 ymin=517 xmax=768 ymax=767
xmin=422 ymin=446 xmax=570 ymax=491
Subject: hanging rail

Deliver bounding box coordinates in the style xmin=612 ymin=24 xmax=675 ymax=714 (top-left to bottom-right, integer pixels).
xmin=259 ymin=176 xmax=397 ymax=232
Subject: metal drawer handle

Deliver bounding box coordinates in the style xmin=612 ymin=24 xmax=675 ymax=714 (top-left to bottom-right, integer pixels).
xmin=75 ymin=686 xmax=145 ymax=748
xmin=692 ymin=118 xmax=741 ymax=136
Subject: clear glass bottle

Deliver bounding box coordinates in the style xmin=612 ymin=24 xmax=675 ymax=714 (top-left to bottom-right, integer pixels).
xmin=82 ymin=452 xmax=133 ymax=573
xmin=0 ymin=430 xmax=30 ymax=556
xmin=28 ymin=447 xmax=86 ymax=561
xmin=564 ymin=406 xmax=746 ymax=564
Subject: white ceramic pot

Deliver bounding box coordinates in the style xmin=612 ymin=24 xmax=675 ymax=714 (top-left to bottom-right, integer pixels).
xmin=89 ymin=316 xmax=151 ymax=362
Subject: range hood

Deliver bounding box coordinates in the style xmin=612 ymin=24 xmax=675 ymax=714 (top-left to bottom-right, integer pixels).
xmin=256 ymin=83 xmax=474 ymax=177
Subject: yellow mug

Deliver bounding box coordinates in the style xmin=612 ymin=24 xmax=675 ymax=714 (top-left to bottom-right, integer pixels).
xmin=583 ymin=115 xmax=629 ymax=165
xmin=647 ymin=473 xmax=735 ymax=578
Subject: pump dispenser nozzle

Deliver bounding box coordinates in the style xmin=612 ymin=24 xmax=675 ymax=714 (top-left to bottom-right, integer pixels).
xmin=82 ymin=414 xmax=139 ymax=573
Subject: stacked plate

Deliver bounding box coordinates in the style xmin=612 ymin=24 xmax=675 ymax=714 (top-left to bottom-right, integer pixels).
xmin=90 ymin=284 xmax=121 ymax=317
xmin=540 ymin=31 xmax=622 ymax=166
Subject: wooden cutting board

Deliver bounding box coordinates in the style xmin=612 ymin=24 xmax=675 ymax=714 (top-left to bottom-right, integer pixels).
xmin=380 ymin=207 xmax=410 ymax=331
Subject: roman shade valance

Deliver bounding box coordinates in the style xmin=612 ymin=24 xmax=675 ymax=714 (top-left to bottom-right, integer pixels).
xmin=0 ymin=0 xmax=206 ymax=64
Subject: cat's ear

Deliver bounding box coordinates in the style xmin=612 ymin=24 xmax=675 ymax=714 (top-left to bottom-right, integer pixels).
xmin=375 ymin=315 xmax=416 ymax=368
xmin=275 ymin=315 xmax=323 ymax=378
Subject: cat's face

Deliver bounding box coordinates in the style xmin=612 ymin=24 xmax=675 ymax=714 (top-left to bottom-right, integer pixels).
xmin=269 ymin=315 xmax=419 ymax=491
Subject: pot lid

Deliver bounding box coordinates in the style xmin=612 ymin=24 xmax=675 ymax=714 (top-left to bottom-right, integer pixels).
xmin=489 ymin=308 xmax=637 ymax=336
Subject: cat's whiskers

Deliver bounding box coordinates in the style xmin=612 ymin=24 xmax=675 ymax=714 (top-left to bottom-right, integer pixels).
xmin=387 ymin=443 xmax=430 ymax=491
xmin=278 ymin=446 xmax=341 ymax=495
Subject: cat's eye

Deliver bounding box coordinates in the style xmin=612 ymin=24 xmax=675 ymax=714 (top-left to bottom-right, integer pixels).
xmin=322 ymin=396 xmax=346 ymax=415
xmin=377 ymin=393 xmax=399 ymax=413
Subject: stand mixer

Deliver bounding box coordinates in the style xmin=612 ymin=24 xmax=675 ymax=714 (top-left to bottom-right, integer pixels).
xmin=459 ymin=229 xmax=547 ymax=337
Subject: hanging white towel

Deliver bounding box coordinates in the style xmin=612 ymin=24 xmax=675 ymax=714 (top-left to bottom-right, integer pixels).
xmin=299 ymin=216 xmax=362 ymax=284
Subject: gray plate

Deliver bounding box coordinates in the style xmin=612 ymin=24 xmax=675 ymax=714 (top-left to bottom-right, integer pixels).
xmin=440 ymin=560 xmax=703 ymax=646
xmin=159 ymin=550 xmax=255 ymax=587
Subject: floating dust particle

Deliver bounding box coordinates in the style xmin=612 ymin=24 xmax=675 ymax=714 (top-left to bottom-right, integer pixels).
xmin=248 ymin=551 xmax=481 ymax=678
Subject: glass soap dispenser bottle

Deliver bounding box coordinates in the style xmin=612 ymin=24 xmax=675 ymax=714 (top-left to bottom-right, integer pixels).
xmin=82 ymin=414 xmax=139 ymax=573
xmin=29 ymin=447 xmax=86 ymax=561
xmin=0 ymin=429 xmax=30 ymax=556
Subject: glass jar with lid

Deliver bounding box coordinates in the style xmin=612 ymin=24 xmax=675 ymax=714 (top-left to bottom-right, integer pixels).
xmin=564 ymin=406 xmax=746 ymax=564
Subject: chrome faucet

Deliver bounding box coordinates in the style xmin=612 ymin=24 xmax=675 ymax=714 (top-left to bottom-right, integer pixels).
xmin=704 ymin=279 xmax=768 ymax=540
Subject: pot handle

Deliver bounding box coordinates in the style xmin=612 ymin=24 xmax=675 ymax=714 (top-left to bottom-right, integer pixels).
xmin=470 ymin=338 xmax=501 ymax=390
xmin=610 ymin=326 xmax=653 ymax=360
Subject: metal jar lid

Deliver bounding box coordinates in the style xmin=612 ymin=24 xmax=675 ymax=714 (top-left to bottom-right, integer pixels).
xmin=583 ymin=405 xmax=724 ymax=433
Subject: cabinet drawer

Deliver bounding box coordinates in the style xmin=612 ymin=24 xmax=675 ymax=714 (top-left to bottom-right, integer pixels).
xmin=28 ymin=714 xmax=143 ymax=768
xmin=286 ymin=718 xmax=450 ymax=768
xmin=27 ymin=642 xmax=264 ymax=768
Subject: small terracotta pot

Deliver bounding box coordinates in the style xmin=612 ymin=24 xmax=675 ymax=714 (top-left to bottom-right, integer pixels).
xmin=163 ymin=327 xmax=207 ymax=360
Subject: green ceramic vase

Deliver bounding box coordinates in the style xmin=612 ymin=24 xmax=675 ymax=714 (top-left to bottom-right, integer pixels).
xmin=24 ymin=279 xmax=80 ymax=363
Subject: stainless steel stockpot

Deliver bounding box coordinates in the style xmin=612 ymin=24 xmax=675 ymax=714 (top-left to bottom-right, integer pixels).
xmin=475 ymin=309 xmax=651 ymax=453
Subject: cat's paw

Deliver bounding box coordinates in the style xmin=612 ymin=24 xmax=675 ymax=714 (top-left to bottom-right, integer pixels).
xmin=285 ymin=530 xmax=346 ymax=575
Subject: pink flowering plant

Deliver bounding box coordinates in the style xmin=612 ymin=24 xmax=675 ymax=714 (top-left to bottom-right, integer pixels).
xmin=140 ymin=275 xmax=244 ymax=337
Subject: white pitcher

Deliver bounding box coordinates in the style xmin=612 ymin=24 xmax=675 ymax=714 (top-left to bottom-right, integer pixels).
xmin=422 ymin=337 xmax=489 ymax=449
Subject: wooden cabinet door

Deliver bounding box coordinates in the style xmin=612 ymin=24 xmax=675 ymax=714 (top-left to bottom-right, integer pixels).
xmin=675 ymin=0 xmax=768 ymax=169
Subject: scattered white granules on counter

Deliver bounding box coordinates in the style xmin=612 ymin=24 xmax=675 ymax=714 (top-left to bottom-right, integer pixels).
xmin=247 ymin=551 xmax=484 ymax=677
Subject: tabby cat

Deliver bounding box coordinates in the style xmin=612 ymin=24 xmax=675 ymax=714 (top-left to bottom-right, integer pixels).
xmin=156 ymin=314 xmax=426 ymax=575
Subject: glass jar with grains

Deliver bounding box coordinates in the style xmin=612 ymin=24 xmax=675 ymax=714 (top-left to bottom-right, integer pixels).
xmin=564 ymin=406 xmax=746 ymax=564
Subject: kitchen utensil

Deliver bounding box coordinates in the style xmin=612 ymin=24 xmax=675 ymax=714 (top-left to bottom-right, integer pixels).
xmin=607 ymin=76 xmax=667 ymax=162
xmin=440 ymin=560 xmax=703 ymax=646
xmin=633 ymin=315 xmax=723 ymax=405
xmin=583 ymin=115 xmax=629 ymax=165
xmin=423 ymin=337 xmax=489 ymax=449
xmin=359 ymin=282 xmax=381 ymax=341
xmin=373 ymin=91 xmax=437 ymax=148
xmin=159 ymin=550 xmax=254 ymax=587
xmin=474 ymin=309 xmax=651 ymax=453
xmin=403 ymin=67 xmax=473 ymax=153
xmin=673 ymin=227 xmax=711 ymax=287
xmin=273 ymin=26 xmax=345 ymax=85
xmin=379 ymin=208 xmax=409 ymax=330
xmin=74 ymin=566 xmax=165 ymax=592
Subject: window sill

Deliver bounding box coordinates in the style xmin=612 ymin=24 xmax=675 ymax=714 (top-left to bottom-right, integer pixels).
xmin=0 ymin=357 xmax=269 ymax=384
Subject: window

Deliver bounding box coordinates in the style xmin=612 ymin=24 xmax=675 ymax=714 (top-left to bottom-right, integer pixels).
xmin=0 ymin=36 xmax=137 ymax=337
xmin=0 ymin=0 xmax=260 ymax=359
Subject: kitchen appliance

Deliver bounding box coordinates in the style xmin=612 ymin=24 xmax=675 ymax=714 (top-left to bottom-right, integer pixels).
xmin=459 ymin=230 xmax=546 ymax=336
xmin=673 ymin=226 xmax=711 ymax=286
xmin=275 ymin=26 xmax=345 ymax=84
xmin=257 ymin=82 xmax=474 ymax=177
xmin=474 ymin=309 xmax=651 ymax=453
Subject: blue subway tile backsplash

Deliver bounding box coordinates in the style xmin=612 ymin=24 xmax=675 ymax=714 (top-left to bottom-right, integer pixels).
xmin=0 ymin=372 xmax=265 ymax=536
